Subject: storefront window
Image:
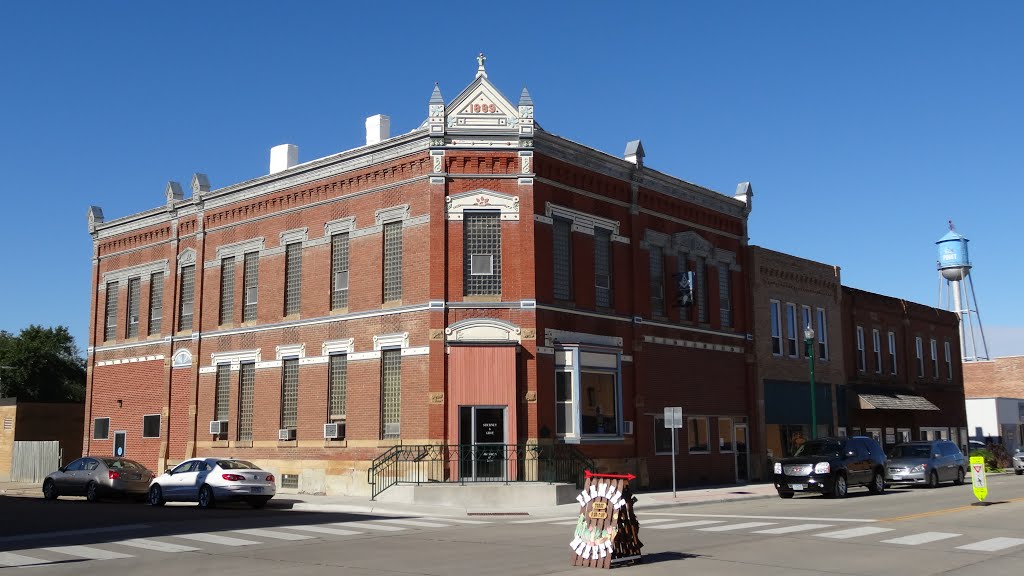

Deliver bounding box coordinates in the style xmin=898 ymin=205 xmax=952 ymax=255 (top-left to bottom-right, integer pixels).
xmin=580 ymin=371 xmax=618 ymax=435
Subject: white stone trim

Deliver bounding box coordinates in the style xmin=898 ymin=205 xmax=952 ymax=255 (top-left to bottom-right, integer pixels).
xmin=96 ymin=354 xmax=165 ymax=367
xmin=374 ymin=332 xmax=409 ymax=350
xmin=375 ymin=204 xmax=410 ymax=225
xmin=402 ymin=346 xmax=430 ymax=356
xmin=279 ymin=228 xmax=309 ymax=245
xmin=350 ymin=351 xmax=381 ymax=361
xmin=445 ymin=318 xmax=522 ymax=343
xmin=643 ymin=229 xmax=671 ymax=249
xmin=642 ymin=334 xmax=743 ymax=354
xmin=276 ymin=344 xmax=305 ymax=360
xmin=446 ymin=189 xmax=520 ymax=221
xmin=324 ymin=217 xmax=356 ymax=236
xmin=322 ymin=338 xmax=355 ymax=356
xmin=101 ymin=260 xmax=169 ymax=288
xmin=255 ymin=360 xmax=282 ymax=369
xmin=210 ymin=349 xmax=261 ymax=366
xmin=545 ymin=203 xmax=620 ymax=236
xmin=299 ymin=356 xmax=327 ymax=365
xmin=177 ymin=248 xmax=197 ymax=269
xmin=171 ymin=349 xmax=192 ymax=368
xmin=544 ymin=329 xmax=622 ymax=348
xmin=215 ymin=237 xmax=265 ymax=261
xmin=672 ymin=231 xmax=714 ymax=259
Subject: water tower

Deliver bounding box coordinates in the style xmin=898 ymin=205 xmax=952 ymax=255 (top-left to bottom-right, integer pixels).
xmin=937 ymin=221 xmax=989 ymax=361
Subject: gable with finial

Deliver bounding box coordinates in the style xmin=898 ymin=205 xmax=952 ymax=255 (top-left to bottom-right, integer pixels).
xmin=444 ymin=53 xmax=521 ymax=135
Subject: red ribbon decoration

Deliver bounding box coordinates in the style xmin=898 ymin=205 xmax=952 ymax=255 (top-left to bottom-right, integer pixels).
xmin=584 ymin=470 xmax=637 ymax=481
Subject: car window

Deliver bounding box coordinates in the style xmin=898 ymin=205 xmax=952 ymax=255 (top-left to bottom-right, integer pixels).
xmin=792 ymin=440 xmax=842 ymax=457
xmin=217 ymin=460 xmax=260 ymax=470
xmin=102 ymin=459 xmax=144 ymax=470
xmin=83 ymin=459 xmax=100 ymax=471
xmin=942 ymin=443 xmax=959 ymax=456
xmin=889 ymin=445 xmax=931 ymax=458
xmin=64 ymin=458 xmax=86 ymax=472
xmin=850 ymin=439 xmax=869 ymax=458
xmin=196 ymin=461 xmax=211 ymax=472
xmin=172 ymin=461 xmax=197 ymax=474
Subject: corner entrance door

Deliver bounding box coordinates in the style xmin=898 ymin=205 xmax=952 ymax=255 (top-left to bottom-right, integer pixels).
xmin=459 ymin=406 xmax=506 ymax=481
xmin=734 ymin=424 xmax=749 ymax=483
xmin=113 ymin=431 xmax=126 ymax=458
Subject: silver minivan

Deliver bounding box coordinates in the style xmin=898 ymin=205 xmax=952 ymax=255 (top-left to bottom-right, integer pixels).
xmin=885 ymin=440 xmax=965 ymax=487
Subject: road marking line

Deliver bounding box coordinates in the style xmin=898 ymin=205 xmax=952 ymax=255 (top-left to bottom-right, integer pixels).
xmin=511 ymin=517 xmax=567 ymax=524
xmin=174 ymin=533 xmax=261 ymax=546
xmin=0 ymin=552 xmax=50 ymax=567
xmin=956 ymin=537 xmax=1024 ymax=552
xmin=698 ymin=522 xmax=777 ymax=532
xmin=41 ymin=545 xmax=133 ymax=560
xmin=284 ymin=525 xmax=363 ymax=536
xmin=646 ymin=521 xmax=727 ymax=530
xmin=0 ymin=523 xmax=151 ymax=544
xmin=376 ymin=519 xmax=452 ymax=528
xmin=633 ymin=518 xmax=676 ymax=525
xmin=881 ymin=505 xmax=976 ymax=522
xmin=234 ymin=529 xmax=314 ymax=541
xmin=754 ymin=524 xmax=833 ymax=534
xmin=816 ymin=527 xmax=894 ymax=539
xmin=330 ymin=522 xmax=406 ymax=532
xmin=115 ymin=539 xmax=201 ymax=552
xmin=420 ymin=517 xmax=492 ymax=524
xmin=882 ymin=532 xmax=961 ymax=545
xmin=553 ymin=520 xmax=583 ymax=525
xmin=648 ymin=513 xmax=876 ymax=523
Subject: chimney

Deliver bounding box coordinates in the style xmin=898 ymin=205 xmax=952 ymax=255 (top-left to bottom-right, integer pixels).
xmin=270 ymin=144 xmax=298 ymax=174
xmin=365 ymin=114 xmax=390 ymax=146
xmin=734 ymin=182 xmax=753 ymax=215
xmin=624 ymin=139 xmax=644 ymax=168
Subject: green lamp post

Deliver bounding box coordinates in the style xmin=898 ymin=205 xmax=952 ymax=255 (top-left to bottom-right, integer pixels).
xmin=804 ymin=325 xmax=816 ymax=440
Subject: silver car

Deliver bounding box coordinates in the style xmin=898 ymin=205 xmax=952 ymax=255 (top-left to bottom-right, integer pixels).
xmin=43 ymin=457 xmax=155 ymax=502
xmin=885 ymin=440 xmax=965 ymax=488
xmin=1014 ymin=449 xmax=1023 ymax=475
xmin=147 ymin=457 xmax=276 ymax=508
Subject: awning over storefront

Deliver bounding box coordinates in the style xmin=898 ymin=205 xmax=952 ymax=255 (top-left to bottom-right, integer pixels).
xmin=857 ymin=393 xmax=940 ymax=411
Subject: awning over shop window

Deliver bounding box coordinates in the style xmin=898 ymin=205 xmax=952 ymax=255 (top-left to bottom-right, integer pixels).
xmin=857 ymin=393 xmax=940 ymax=411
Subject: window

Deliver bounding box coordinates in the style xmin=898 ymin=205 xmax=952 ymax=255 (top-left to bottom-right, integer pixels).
xmin=214 ymin=364 xmax=230 ymax=436
xmin=719 ymin=417 xmax=734 ymax=452
xmin=238 ymin=362 xmax=254 ymax=441
xmin=888 ymin=331 xmax=898 ymax=374
xmin=178 ymin=265 xmax=195 ymax=331
xmin=595 ymin=228 xmax=613 ymax=308
xmin=930 ymin=339 xmax=938 ymax=378
xmin=126 ymin=277 xmax=141 ymax=338
xmin=856 ymin=326 xmax=866 ymax=372
xmin=695 ymin=257 xmax=708 ymax=323
xmin=219 ymin=256 xmax=235 ymax=325
xmin=382 ymin=222 xmax=403 ymax=302
xmin=331 ymin=233 xmax=350 ymax=309
xmin=328 ymin=354 xmax=347 ymax=435
xmin=945 ymin=341 xmax=952 ymax=380
xmin=649 ymin=245 xmax=664 ymax=316
xmin=281 ymin=358 xmax=298 ymax=430
xmin=719 ymin=265 xmax=732 ymax=327
xmin=816 ymin=308 xmax=829 ymax=361
xmin=104 ymin=282 xmax=119 ymax=341
xmin=93 ymin=417 xmax=110 ymax=440
xmin=688 ymin=417 xmax=709 ymax=453
xmin=552 ymin=217 xmax=573 ymax=300
xmin=242 ymin=251 xmax=259 ymax=322
xmin=770 ymin=300 xmax=782 ymax=356
xmin=654 ymin=417 xmax=677 ymax=454
xmin=381 ymin=349 xmax=401 ymax=438
xmin=556 ymin=371 xmax=574 ymax=436
xmin=786 ymin=303 xmax=797 ymax=357
xmin=142 ymin=414 xmax=160 ymax=438
xmin=801 ymin=306 xmax=812 ymax=357
xmin=464 ymin=211 xmax=501 ymax=295
xmin=580 ymin=371 xmax=618 ymax=435
xmin=148 ymin=272 xmax=163 ymax=335
xmin=916 ymin=337 xmax=924 ymax=377
xmin=872 ymin=329 xmax=881 ymax=374
xmin=555 ymin=349 xmax=621 ymax=440
xmin=283 ymin=242 xmax=303 ymax=316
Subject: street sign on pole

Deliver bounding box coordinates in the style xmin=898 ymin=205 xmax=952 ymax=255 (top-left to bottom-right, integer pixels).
xmin=970 ymin=456 xmax=988 ymax=504
xmin=664 ymin=407 xmax=682 ymax=498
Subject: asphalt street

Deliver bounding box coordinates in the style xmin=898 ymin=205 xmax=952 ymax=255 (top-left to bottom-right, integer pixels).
xmin=2 ymin=476 xmax=1023 ymax=575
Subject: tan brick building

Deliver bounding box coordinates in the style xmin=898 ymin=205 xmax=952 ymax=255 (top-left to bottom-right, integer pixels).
xmin=84 ymin=56 xmax=757 ymax=495
xmin=963 ymin=356 xmax=1024 ymax=451
xmin=0 ymin=398 xmax=83 ymax=481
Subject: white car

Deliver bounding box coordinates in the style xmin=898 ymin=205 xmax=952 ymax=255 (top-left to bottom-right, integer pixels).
xmin=148 ymin=458 xmax=276 ymax=509
xmin=1014 ymin=449 xmax=1024 ymax=475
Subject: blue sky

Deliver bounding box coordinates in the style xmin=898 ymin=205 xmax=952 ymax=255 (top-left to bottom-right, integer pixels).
xmin=1 ymin=2 xmax=1021 ymax=356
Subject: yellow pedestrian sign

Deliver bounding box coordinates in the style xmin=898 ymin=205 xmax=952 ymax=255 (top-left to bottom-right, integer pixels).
xmin=970 ymin=456 xmax=987 ymax=502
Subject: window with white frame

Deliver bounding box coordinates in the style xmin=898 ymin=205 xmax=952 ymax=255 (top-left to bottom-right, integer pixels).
xmin=382 ymin=222 xmax=403 ymax=302
xmin=719 ymin=417 xmax=734 ymax=452
xmin=872 ymin=329 xmax=881 ymax=374
xmin=381 ymin=348 xmax=402 ymax=439
xmin=688 ymin=417 xmax=709 ymax=453
xmin=654 ymin=417 xmax=677 ymax=454
xmin=888 ymin=331 xmax=898 ymax=374
xmin=944 ymin=341 xmax=952 ymax=380
xmin=915 ymin=337 xmax=924 ymax=377
xmin=464 ymin=211 xmax=501 ymax=296
xmin=930 ymin=339 xmax=938 ymax=378
xmin=554 ymin=347 xmax=622 ymax=441
xmin=856 ymin=326 xmax=865 ymax=372
xmin=801 ymin=306 xmax=812 ymax=358
xmin=555 ymin=370 xmax=574 ymax=436
xmin=770 ymin=300 xmax=782 ymax=356
xmin=581 ymin=371 xmax=618 ymax=435
xmin=280 ymin=358 xmax=299 ymax=431
xmin=786 ymin=303 xmax=797 ymax=357
xmin=816 ymin=308 xmax=829 ymax=360
xmin=331 ymin=233 xmax=350 ymax=309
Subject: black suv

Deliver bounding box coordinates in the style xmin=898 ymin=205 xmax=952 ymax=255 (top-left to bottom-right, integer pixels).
xmin=773 ymin=436 xmax=887 ymax=498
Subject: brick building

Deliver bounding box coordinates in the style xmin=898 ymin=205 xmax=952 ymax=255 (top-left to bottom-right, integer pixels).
xmin=963 ymin=356 xmax=1024 ymax=450
xmin=0 ymin=398 xmax=84 ymax=482
xmin=840 ymin=287 xmax=968 ymax=451
xmin=84 ymin=56 xmax=756 ymax=495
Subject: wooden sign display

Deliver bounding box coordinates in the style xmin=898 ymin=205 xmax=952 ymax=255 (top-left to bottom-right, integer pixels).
xmin=569 ymin=471 xmax=643 ymax=568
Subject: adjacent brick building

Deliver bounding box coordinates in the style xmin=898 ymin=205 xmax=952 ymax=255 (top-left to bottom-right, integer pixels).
xmin=84 ymin=56 xmax=757 ymax=495
xmin=963 ymin=356 xmax=1024 ymax=451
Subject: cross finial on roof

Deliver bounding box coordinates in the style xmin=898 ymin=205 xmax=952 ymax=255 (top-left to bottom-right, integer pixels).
xmin=476 ymin=52 xmax=487 ymax=79
xmin=948 ymin=219 xmax=955 ymax=231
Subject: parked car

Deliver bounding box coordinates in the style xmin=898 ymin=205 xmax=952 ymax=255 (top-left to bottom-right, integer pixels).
xmin=147 ymin=457 xmax=276 ymax=508
xmin=1014 ymin=449 xmax=1023 ymax=475
xmin=42 ymin=457 xmax=155 ymax=502
xmin=885 ymin=440 xmax=965 ymax=487
xmin=773 ymin=436 xmax=886 ymax=498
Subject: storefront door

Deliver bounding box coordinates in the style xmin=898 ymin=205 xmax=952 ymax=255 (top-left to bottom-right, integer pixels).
xmin=459 ymin=406 xmax=506 ymax=480
xmin=735 ymin=424 xmax=749 ymax=483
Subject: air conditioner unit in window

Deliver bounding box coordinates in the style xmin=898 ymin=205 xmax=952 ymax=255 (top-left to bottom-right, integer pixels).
xmin=623 ymin=420 xmax=634 ymax=435
xmin=209 ymin=420 xmax=226 ymax=435
xmin=323 ymin=423 xmax=340 ymax=439
xmin=278 ymin=428 xmax=296 ymax=441
xmin=129 ymin=315 xmax=139 ymax=324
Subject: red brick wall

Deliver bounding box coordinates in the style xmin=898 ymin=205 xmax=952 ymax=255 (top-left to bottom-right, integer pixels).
xmin=964 ymin=356 xmax=1024 ymax=398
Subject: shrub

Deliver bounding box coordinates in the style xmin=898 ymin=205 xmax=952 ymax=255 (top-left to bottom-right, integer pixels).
xmin=970 ymin=445 xmax=1012 ymax=472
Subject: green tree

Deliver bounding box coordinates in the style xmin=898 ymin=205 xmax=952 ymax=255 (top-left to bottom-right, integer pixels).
xmin=0 ymin=325 xmax=86 ymax=402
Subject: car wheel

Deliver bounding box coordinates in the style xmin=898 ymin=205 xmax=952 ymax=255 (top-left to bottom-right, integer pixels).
xmin=248 ymin=496 xmax=272 ymax=509
xmin=42 ymin=479 xmax=59 ymax=500
xmin=868 ymin=470 xmax=885 ymax=494
xmin=1016 ymin=469 xmax=1023 ymax=476
xmin=86 ymin=481 xmax=100 ymax=502
xmin=777 ymin=491 xmax=794 ymax=499
xmin=955 ymin=468 xmax=966 ymax=485
xmin=198 ymin=485 xmax=216 ymax=509
xmin=829 ymin=473 xmax=848 ymax=498
xmin=148 ymin=484 xmax=165 ymax=507
xmin=928 ymin=470 xmax=940 ymax=488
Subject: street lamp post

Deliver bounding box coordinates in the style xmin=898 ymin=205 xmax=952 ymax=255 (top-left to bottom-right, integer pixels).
xmin=804 ymin=325 xmax=816 ymax=440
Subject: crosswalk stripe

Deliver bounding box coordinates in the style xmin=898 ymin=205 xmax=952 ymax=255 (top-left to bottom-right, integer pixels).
xmin=553 ymin=520 xmax=583 ymax=525
xmin=0 ymin=552 xmax=49 ymax=567
xmin=634 ymin=518 xmax=676 ymax=525
xmin=956 ymin=537 xmax=1024 ymax=552
xmin=174 ymin=533 xmax=261 ymax=546
xmin=698 ymin=522 xmax=777 ymax=532
xmin=816 ymin=527 xmax=894 ymax=539
xmin=331 ymin=522 xmax=407 ymax=532
xmin=115 ymin=538 xmax=201 ymax=552
xmin=376 ymin=519 xmax=452 ymax=528
xmin=421 ymin=517 xmax=492 ymax=524
xmin=883 ymin=532 xmax=961 ymax=546
xmin=511 ymin=517 xmax=566 ymax=524
xmin=754 ymin=524 xmax=833 ymax=534
xmin=284 ymin=525 xmax=363 ymax=536
xmin=41 ymin=545 xmax=133 ymax=560
xmin=647 ymin=521 xmax=727 ymax=530
xmin=234 ymin=529 xmax=315 ymax=541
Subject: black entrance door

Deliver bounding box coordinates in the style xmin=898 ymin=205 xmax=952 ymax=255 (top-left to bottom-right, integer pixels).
xmin=458 ymin=406 xmax=506 ymax=480
xmin=113 ymin=431 xmax=126 ymax=458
